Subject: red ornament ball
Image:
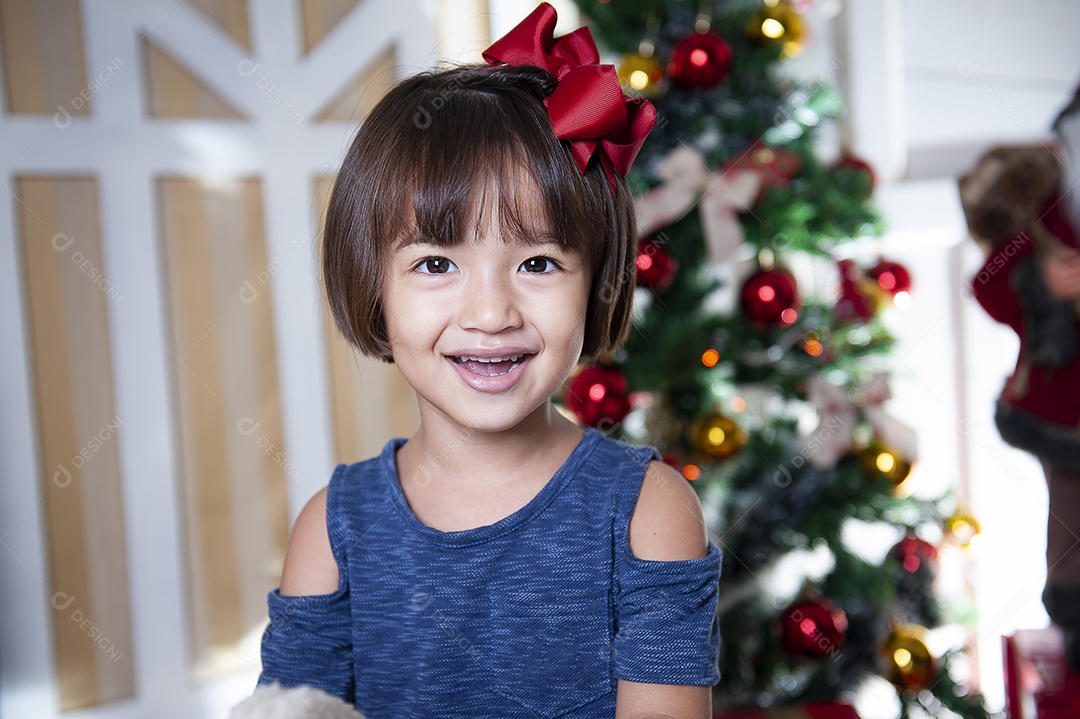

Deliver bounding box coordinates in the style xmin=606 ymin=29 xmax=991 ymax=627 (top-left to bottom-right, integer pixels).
xmin=834 ymin=260 xmax=880 ymax=323
xmin=567 ymin=366 xmax=630 ymax=428
xmin=837 ymin=258 xmax=860 ymax=282
xmin=833 ymin=154 xmax=876 ymax=198
xmin=667 ymin=31 xmax=732 ymax=89
xmin=779 ymin=598 xmax=848 ymax=658
xmin=740 ymin=268 xmax=800 ymax=324
xmin=868 ymin=259 xmax=912 ymax=296
xmin=835 ymin=280 xmax=879 ymax=323
xmin=636 ymin=239 xmax=678 ymax=290
xmin=889 ymin=536 xmax=939 ymax=575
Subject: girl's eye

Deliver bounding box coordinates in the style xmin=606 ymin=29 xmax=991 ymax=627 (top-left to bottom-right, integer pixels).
xmin=416 ymin=257 xmax=456 ymax=274
xmin=520 ymin=256 xmax=559 ymax=274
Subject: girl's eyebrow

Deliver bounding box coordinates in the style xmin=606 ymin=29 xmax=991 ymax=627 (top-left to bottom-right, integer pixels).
xmin=392 ymin=230 xmax=566 ymax=251
xmin=526 ymin=233 xmax=561 ymax=247
xmin=392 ymin=234 xmax=440 ymax=251
xmin=501 ymin=227 xmax=562 ymax=248
xmin=517 ymin=235 xmax=560 ymax=249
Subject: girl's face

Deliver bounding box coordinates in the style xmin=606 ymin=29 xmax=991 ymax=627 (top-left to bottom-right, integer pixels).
xmin=382 ymin=193 xmax=592 ymax=437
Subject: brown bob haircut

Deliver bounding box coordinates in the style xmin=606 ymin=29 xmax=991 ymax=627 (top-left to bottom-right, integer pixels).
xmin=322 ymin=63 xmax=640 ymax=362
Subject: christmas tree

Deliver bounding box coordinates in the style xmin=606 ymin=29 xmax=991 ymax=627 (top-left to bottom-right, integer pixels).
xmin=563 ymin=1 xmax=992 ymax=716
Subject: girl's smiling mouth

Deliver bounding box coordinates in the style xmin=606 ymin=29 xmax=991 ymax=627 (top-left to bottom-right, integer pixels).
xmin=450 ymin=354 xmax=531 ymax=377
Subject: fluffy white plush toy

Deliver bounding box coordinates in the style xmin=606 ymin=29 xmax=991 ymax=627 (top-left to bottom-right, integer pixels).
xmin=230 ymin=684 xmax=368 ymax=719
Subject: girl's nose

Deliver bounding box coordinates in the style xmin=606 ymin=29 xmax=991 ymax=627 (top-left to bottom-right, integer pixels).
xmin=458 ymin=273 xmax=523 ymax=333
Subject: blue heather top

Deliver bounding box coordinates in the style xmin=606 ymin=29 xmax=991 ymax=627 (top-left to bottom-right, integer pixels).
xmin=259 ymin=429 xmax=721 ymax=718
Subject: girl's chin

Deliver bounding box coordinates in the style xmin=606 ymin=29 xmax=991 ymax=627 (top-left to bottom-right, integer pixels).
xmin=425 ymin=402 xmax=561 ymax=436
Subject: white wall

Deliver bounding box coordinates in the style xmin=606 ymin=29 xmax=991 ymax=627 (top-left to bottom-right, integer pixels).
xmin=902 ymin=0 xmax=1080 ymax=177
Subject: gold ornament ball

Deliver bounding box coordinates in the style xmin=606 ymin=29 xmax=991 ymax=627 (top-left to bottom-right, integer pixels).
xmin=618 ymin=53 xmax=664 ymax=97
xmin=858 ymin=440 xmax=912 ymax=486
xmin=856 ymin=277 xmax=888 ymax=313
xmin=691 ymin=413 xmax=748 ymax=460
xmin=883 ymin=624 xmax=937 ymax=690
xmin=748 ymin=1 xmax=805 ymax=57
xmin=945 ymin=511 xmax=981 ymax=548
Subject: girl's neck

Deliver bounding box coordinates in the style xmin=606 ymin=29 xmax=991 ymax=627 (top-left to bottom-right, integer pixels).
xmin=403 ymin=401 xmax=585 ymax=489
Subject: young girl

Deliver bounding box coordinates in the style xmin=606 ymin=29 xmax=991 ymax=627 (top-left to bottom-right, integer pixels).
xmin=258 ymin=5 xmax=721 ymax=717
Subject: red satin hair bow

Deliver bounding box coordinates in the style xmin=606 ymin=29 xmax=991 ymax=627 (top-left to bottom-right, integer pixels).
xmin=483 ymin=2 xmax=656 ymax=193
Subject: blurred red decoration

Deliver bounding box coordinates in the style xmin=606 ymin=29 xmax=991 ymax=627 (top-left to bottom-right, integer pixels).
xmin=779 ymin=597 xmax=848 ymax=658
xmin=667 ymin=31 xmax=732 ymax=88
xmin=567 ymin=366 xmax=630 ymax=428
xmin=889 ymin=536 xmax=939 ymax=575
xmin=714 ymin=704 xmax=861 ymax=719
xmin=833 ymin=154 xmax=876 ymax=198
xmin=834 ymin=259 xmax=881 ymax=323
xmin=740 ymin=267 xmax=800 ymax=324
xmin=636 ymin=238 xmax=678 ymax=290
xmin=867 ymin=259 xmax=912 ymax=296
xmin=726 ymin=145 xmax=802 ymax=198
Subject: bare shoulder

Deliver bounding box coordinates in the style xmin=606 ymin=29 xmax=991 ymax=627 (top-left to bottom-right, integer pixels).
xmin=628 ymin=460 xmax=709 ymax=561
xmin=279 ymin=487 xmax=340 ymax=596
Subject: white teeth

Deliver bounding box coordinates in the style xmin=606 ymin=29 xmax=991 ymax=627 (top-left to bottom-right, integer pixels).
xmin=459 ymin=354 xmax=522 ymax=363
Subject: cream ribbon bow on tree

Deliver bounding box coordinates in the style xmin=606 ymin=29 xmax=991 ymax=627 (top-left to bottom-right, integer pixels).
xmin=636 ymin=145 xmax=762 ymax=265
xmin=802 ymin=373 xmax=919 ymax=470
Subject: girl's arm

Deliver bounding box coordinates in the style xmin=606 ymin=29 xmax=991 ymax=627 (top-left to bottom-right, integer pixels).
xmin=614 ymin=461 xmax=713 ymax=719
xmin=258 ymin=486 xmax=355 ymax=702
xmin=280 ymin=488 xmax=339 ymax=595
xmin=615 ymin=681 xmax=711 ymax=719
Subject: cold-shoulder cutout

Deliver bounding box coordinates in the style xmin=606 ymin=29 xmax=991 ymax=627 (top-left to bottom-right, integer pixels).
xmin=280 ymin=487 xmax=340 ymax=596
xmin=627 ymin=460 xmax=709 ymax=562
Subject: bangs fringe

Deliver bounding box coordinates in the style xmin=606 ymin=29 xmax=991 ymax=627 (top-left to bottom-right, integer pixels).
xmin=375 ymin=73 xmax=605 ymax=263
